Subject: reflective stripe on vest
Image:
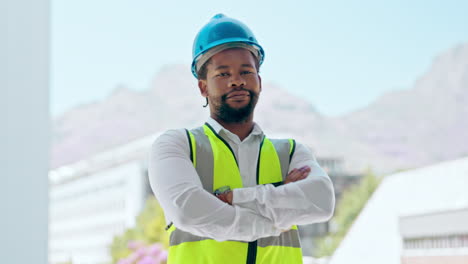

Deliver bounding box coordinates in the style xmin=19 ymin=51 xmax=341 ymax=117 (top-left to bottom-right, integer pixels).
xmin=168 ymin=123 xmax=303 ymax=264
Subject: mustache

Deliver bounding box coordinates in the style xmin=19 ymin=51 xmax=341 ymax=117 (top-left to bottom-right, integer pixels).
xmin=221 ymin=88 xmax=255 ymax=101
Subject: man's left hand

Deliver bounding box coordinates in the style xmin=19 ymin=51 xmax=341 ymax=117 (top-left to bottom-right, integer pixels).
xmin=216 ymin=191 xmax=233 ymax=205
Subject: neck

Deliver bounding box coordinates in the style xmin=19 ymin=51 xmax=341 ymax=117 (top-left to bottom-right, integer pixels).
xmin=211 ymin=114 xmax=254 ymax=141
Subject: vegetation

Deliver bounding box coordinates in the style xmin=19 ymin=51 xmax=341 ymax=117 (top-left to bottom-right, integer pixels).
xmin=110 ymin=196 xmax=169 ymax=264
xmin=314 ymin=169 xmax=382 ymax=257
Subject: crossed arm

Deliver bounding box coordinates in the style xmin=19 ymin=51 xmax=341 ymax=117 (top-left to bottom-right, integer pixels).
xmin=148 ymin=129 xmax=335 ymax=241
xmin=217 ymin=166 xmax=312 ymax=203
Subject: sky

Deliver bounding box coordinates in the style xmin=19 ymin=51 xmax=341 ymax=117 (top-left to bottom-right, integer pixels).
xmin=51 ymin=0 xmax=468 ymax=117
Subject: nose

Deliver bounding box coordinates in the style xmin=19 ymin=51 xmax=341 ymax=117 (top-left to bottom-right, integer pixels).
xmin=228 ymin=73 xmax=246 ymax=87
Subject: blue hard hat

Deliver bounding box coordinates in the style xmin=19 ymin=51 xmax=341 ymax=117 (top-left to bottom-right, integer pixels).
xmin=191 ymin=14 xmax=265 ymax=78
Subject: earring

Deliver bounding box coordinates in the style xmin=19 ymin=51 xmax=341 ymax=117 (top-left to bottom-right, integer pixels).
xmin=203 ymin=98 xmax=209 ymax=108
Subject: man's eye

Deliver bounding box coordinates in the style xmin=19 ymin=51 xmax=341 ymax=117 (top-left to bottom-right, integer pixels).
xmin=217 ymin=72 xmax=229 ymax=77
xmin=241 ymin=71 xmax=253 ymax=75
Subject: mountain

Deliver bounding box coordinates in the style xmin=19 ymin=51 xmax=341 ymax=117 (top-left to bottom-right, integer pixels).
xmin=51 ymin=43 xmax=468 ymax=174
xmin=337 ymin=43 xmax=468 ymax=170
xmin=52 ymin=64 xmax=373 ymax=171
xmin=51 ymin=65 xmax=205 ymax=168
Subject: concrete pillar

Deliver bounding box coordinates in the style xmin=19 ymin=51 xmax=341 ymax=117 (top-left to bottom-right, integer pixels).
xmin=1 ymin=0 xmax=50 ymax=263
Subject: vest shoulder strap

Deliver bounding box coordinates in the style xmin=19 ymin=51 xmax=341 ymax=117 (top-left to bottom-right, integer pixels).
xmin=186 ymin=127 xmax=214 ymax=192
xmin=269 ymin=138 xmax=296 ymax=182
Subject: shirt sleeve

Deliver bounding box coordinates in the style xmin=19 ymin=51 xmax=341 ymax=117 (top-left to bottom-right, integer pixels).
xmin=148 ymin=129 xmax=282 ymax=241
xmin=231 ymin=142 xmax=335 ymax=230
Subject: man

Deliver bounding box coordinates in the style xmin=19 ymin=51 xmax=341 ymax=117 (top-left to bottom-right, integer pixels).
xmin=149 ymin=14 xmax=335 ymax=264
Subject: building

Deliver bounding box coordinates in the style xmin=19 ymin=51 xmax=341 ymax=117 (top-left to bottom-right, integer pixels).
xmin=400 ymin=207 xmax=468 ymax=264
xmin=48 ymin=134 xmax=157 ymax=264
xmin=328 ymin=156 xmax=468 ymax=264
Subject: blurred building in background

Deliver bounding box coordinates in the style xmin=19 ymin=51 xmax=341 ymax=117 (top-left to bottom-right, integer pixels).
xmin=400 ymin=208 xmax=468 ymax=264
xmin=329 ymin=156 xmax=468 ymax=264
xmin=48 ymin=135 xmax=157 ymax=264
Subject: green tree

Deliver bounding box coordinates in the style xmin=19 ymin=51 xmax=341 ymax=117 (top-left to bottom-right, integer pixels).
xmin=110 ymin=196 xmax=169 ymax=263
xmin=314 ymin=169 xmax=382 ymax=257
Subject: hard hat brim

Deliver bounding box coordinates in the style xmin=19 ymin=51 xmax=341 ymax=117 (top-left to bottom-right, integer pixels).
xmin=191 ymin=40 xmax=264 ymax=79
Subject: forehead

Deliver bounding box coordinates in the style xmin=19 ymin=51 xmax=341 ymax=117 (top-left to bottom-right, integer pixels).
xmin=208 ymin=48 xmax=257 ymax=67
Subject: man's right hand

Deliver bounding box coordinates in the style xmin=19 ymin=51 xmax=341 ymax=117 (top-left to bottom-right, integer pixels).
xmin=283 ymin=166 xmax=311 ymax=184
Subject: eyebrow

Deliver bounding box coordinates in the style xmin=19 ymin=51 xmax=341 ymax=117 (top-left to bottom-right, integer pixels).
xmin=241 ymin=64 xmax=255 ymax=68
xmin=214 ymin=65 xmax=229 ymax=71
xmin=214 ymin=64 xmax=255 ymax=71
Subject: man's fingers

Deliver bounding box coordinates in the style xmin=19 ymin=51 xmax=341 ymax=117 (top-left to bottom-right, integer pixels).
xmin=299 ymin=167 xmax=311 ymax=175
xmin=292 ymin=172 xmax=304 ymax=181
xmin=284 ymin=166 xmax=312 ymax=184
xmin=288 ymin=168 xmax=302 ymax=177
xmin=294 ymin=172 xmax=309 ymax=183
xmin=293 ymin=167 xmax=310 ymax=176
xmin=293 ymin=173 xmax=308 ymax=182
xmin=216 ymin=194 xmax=227 ymax=203
xmin=287 ymin=172 xmax=300 ymax=181
xmin=286 ymin=166 xmax=311 ymax=182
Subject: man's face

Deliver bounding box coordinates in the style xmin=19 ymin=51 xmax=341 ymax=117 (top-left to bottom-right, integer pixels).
xmin=198 ymin=48 xmax=262 ymax=123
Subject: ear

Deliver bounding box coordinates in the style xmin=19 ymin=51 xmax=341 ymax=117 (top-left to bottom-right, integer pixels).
xmin=258 ymin=74 xmax=262 ymax=93
xmin=198 ymin=79 xmax=208 ymax=97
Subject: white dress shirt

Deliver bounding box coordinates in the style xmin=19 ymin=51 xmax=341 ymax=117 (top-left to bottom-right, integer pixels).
xmin=148 ymin=118 xmax=335 ymax=242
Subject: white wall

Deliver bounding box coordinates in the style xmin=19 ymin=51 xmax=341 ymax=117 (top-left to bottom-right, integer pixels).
xmin=1 ymin=0 xmax=50 ymax=263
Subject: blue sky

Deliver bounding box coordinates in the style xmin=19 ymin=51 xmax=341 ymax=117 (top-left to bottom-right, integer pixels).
xmin=51 ymin=0 xmax=468 ymax=117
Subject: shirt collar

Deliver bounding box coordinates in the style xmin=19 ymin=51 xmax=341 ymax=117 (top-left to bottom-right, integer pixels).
xmin=206 ymin=117 xmax=264 ymax=137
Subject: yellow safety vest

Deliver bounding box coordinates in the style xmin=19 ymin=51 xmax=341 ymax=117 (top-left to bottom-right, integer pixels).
xmin=167 ymin=123 xmax=303 ymax=264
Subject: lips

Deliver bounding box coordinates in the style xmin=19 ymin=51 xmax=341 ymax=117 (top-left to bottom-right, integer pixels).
xmin=227 ymin=92 xmax=250 ymax=99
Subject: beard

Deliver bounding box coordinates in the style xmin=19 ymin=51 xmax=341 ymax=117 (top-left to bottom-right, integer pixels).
xmin=213 ymin=88 xmax=259 ymax=123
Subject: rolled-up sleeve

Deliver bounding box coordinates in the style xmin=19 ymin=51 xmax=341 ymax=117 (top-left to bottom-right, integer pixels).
xmin=148 ymin=129 xmax=282 ymax=241
xmin=232 ymin=142 xmax=335 ymax=230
